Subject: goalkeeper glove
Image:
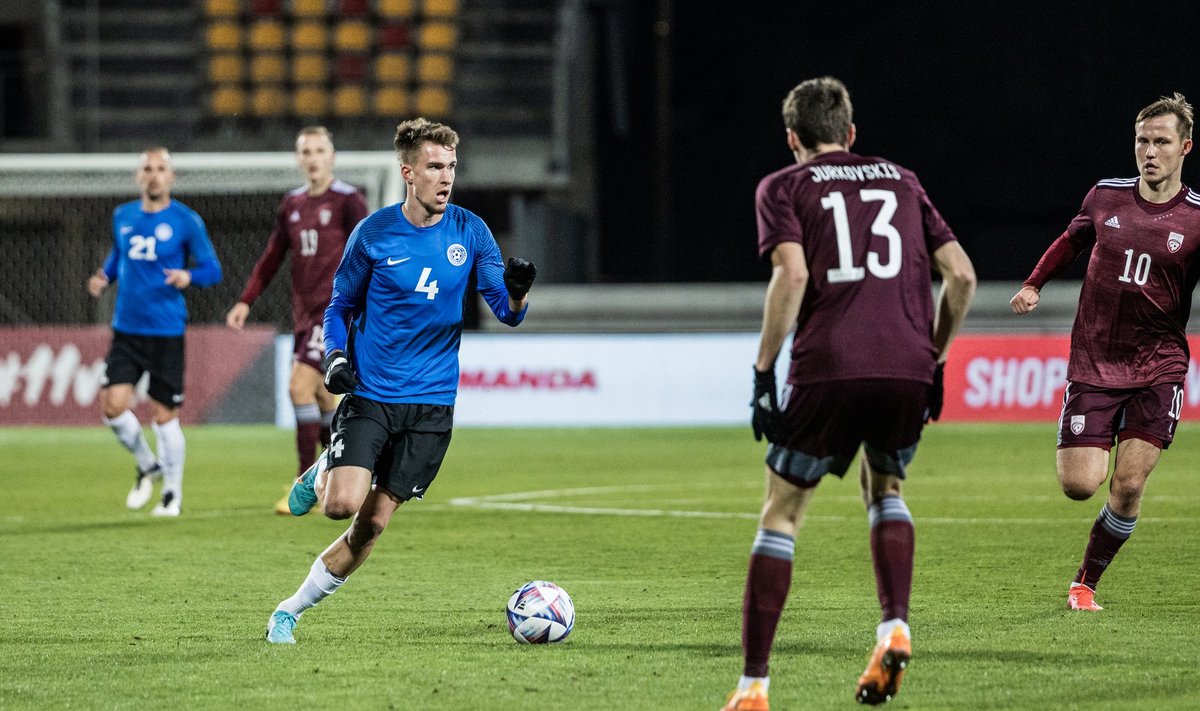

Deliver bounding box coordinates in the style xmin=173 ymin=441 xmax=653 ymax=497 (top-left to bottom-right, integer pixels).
xmin=503 ymin=257 xmax=537 ymax=300
xmin=322 ymin=349 xmax=358 ymax=395
xmin=750 ymin=367 xmax=783 ymax=443
xmin=925 ymin=361 xmax=945 ymax=422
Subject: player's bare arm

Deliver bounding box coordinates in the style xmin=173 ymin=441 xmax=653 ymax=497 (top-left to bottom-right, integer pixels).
xmin=755 ymin=241 xmax=808 ymax=371
xmin=225 ymin=301 xmax=250 ymax=331
xmin=1010 ymin=285 xmax=1040 ymax=315
xmin=86 ymin=268 xmax=109 ymax=298
xmin=930 ymin=241 xmax=976 ymax=360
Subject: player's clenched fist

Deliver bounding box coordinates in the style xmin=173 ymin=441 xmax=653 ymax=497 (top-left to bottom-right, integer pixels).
xmin=322 ymin=349 xmax=358 ymax=395
xmin=750 ymin=367 xmax=783 ymax=443
xmin=1010 ymin=285 xmax=1040 ymax=315
xmin=503 ymin=257 xmax=537 ymax=301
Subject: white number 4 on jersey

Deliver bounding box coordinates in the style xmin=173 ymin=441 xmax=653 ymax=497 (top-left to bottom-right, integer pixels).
xmin=415 ymin=267 xmax=439 ymax=300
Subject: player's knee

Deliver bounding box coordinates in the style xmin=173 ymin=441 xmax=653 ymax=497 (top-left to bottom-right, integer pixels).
xmin=323 ymin=496 xmax=358 ymax=520
xmin=1058 ymin=472 xmax=1101 ymax=501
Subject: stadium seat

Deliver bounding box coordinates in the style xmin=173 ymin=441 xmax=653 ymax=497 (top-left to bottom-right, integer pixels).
xmin=250 ymin=0 xmax=283 ymax=15
xmin=417 ymin=53 xmax=453 ymax=83
xmin=333 ymin=86 xmax=367 ymax=117
xmin=374 ymin=53 xmax=411 ymax=82
xmin=205 ymin=21 xmax=242 ymax=51
xmin=291 ymin=21 xmax=328 ymax=51
xmin=210 ymin=86 xmax=246 ymax=116
xmin=334 ymin=21 xmax=372 ymax=52
xmin=373 ymin=86 xmax=409 ymax=116
xmin=249 ymin=19 xmax=286 ymax=51
xmin=208 ymin=53 xmax=244 ymax=83
xmin=339 ymin=0 xmax=370 ymax=16
xmin=423 ymin=0 xmax=459 ymax=18
xmin=252 ymin=85 xmax=289 ymax=116
xmin=417 ymin=21 xmax=456 ymax=50
xmin=291 ymin=0 xmax=326 ymax=17
xmin=292 ymin=52 xmax=329 ymax=83
xmin=378 ymin=0 xmax=415 ymax=18
xmin=378 ymin=22 xmax=410 ymax=49
xmin=335 ymin=54 xmax=368 ymax=83
xmin=293 ymin=85 xmax=329 ymax=117
xmin=414 ymin=85 xmax=451 ymax=117
xmin=205 ymin=0 xmax=240 ymax=18
xmin=251 ymin=53 xmax=287 ymax=82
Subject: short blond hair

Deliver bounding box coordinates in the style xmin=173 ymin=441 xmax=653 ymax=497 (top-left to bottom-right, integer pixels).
xmin=1136 ymin=92 xmax=1193 ymax=141
xmin=393 ymin=117 xmax=459 ymax=165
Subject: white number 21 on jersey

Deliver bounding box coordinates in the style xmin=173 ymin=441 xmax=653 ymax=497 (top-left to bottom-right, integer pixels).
xmin=820 ymin=189 xmax=901 ymax=283
xmin=415 ymin=267 xmax=439 ymax=300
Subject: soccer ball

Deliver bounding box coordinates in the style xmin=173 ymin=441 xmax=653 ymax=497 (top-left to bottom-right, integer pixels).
xmin=506 ymin=580 xmax=575 ymax=644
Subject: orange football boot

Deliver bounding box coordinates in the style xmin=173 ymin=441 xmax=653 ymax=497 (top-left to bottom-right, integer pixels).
xmin=1067 ymin=583 xmax=1103 ymax=611
xmin=720 ymin=681 xmax=768 ymax=711
xmin=855 ymin=626 xmax=911 ymax=705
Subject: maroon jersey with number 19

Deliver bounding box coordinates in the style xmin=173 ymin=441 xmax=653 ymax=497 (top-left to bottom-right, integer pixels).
xmin=1025 ymin=179 xmax=1200 ymax=388
xmin=238 ymin=179 xmax=369 ymax=333
xmin=756 ymin=150 xmax=958 ymax=386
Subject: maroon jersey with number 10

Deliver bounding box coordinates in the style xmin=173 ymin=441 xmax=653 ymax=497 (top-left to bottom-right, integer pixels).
xmin=1025 ymin=179 xmax=1200 ymax=388
xmin=756 ymin=150 xmax=958 ymax=386
xmin=238 ymin=179 xmax=369 ymax=332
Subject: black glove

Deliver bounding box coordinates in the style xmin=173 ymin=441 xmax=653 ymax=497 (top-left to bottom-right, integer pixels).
xmin=322 ymin=349 xmax=358 ymax=395
xmin=751 ymin=367 xmax=783 ymax=443
xmin=503 ymin=257 xmax=537 ymax=300
xmin=925 ymin=361 xmax=945 ymax=422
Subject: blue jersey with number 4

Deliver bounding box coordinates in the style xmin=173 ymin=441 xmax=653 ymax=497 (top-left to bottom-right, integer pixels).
xmin=324 ymin=202 xmax=524 ymax=404
xmin=102 ymin=199 xmax=222 ymax=337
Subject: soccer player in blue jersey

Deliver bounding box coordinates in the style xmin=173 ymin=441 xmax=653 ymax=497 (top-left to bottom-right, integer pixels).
xmin=86 ymin=147 xmax=223 ymax=517
xmin=265 ymin=118 xmax=537 ymax=644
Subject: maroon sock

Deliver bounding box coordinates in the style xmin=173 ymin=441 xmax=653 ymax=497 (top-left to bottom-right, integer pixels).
xmin=1073 ymin=505 xmax=1135 ymax=589
xmin=870 ymin=517 xmax=915 ymax=622
xmin=296 ymin=423 xmax=321 ymax=475
xmin=742 ymin=530 xmax=794 ymax=678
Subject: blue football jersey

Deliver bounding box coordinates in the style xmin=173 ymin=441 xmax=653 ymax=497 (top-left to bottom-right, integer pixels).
xmin=102 ymin=200 xmax=222 ymax=337
xmin=324 ymin=202 xmax=525 ymax=404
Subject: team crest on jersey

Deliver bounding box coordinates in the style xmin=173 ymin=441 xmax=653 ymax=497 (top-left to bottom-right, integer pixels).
xmin=1070 ymin=415 xmax=1086 ymax=435
xmin=447 ymin=243 xmax=468 ymax=266
xmin=154 ymin=223 xmax=173 ymax=240
xmin=319 ymin=208 xmax=332 ymax=226
xmin=290 ymin=210 xmax=301 ymax=223
xmin=1168 ymin=231 xmax=1185 ymax=253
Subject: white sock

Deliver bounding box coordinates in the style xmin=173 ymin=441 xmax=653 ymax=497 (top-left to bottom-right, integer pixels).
xmin=876 ymin=618 xmax=911 ymax=642
xmin=153 ymin=418 xmax=185 ymax=502
xmin=102 ymin=410 xmax=158 ymax=472
xmin=277 ymin=557 xmax=347 ymax=617
xmin=738 ymin=676 xmax=768 ymax=692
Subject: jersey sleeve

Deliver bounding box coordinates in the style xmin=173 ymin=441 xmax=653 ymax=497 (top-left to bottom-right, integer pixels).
xmin=472 ymin=219 xmax=525 ymax=326
xmin=324 ymin=220 xmax=374 ymax=352
xmin=185 ymin=209 xmax=222 ymax=287
xmin=1024 ymin=187 xmax=1097 ymax=289
xmin=103 ymin=209 xmax=120 ymax=281
xmin=238 ymin=200 xmax=290 ymax=305
xmin=916 ymin=181 xmax=957 ymax=252
xmin=755 ymin=173 xmax=804 ymax=261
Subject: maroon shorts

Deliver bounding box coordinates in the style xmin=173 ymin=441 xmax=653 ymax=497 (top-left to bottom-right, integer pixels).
xmin=293 ymin=323 xmax=326 ymax=371
xmin=1058 ymin=380 xmax=1183 ymax=450
xmin=765 ymin=379 xmax=928 ymax=488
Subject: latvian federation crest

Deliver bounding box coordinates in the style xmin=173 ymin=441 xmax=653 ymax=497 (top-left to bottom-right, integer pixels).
xmin=1168 ymin=231 xmax=1184 ymax=253
xmin=1070 ymin=415 xmax=1086 ymax=435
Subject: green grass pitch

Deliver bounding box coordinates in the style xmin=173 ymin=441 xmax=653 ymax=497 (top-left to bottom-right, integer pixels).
xmin=3 ymin=424 xmax=1199 ymax=709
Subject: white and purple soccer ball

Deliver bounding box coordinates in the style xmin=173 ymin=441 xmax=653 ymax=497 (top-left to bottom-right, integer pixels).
xmin=506 ymin=580 xmax=575 ymax=644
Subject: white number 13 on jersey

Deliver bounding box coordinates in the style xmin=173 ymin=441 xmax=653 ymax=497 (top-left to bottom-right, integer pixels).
xmin=820 ymin=189 xmax=901 ymax=283
xmin=415 ymin=267 xmax=439 ymax=300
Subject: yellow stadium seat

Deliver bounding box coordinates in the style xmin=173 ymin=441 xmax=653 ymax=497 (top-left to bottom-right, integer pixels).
xmin=333 ymin=85 xmax=367 ymax=116
xmin=414 ymin=85 xmax=451 ymax=117
xmin=374 ymin=53 xmax=411 ymax=82
xmin=423 ymin=0 xmax=458 ymax=18
xmin=373 ymin=86 xmax=409 ymax=116
xmin=251 ymin=53 xmax=287 ymax=82
xmin=291 ymin=0 xmax=325 ymax=17
xmin=252 ymin=85 xmax=289 ymax=116
xmin=249 ymin=20 xmax=286 ymax=51
xmin=211 ymin=85 xmax=246 ymax=116
xmin=205 ymin=0 xmax=240 ymax=17
xmin=291 ymin=20 xmax=328 ymax=51
xmin=378 ymin=0 xmax=415 ymax=18
xmin=334 ymin=21 xmax=372 ymax=52
xmin=417 ymin=21 xmax=456 ymax=50
xmin=292 ymin=53 xmax=328 ymax=82
xmin=293 ymin=85 xmax=329 ymax=116
xmin=416 ymin=53 xmax=453 ymax=83
xmin=208 ymin=53 xmax=244 ymax=83
xmin=206 ymin=21 xmax=242 ymax=51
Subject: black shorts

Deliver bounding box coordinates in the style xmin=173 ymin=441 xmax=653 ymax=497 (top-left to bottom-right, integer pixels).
xmin=328 ymin=395 xmax=454 ymax=501
xmin=102 ymin=330 xmax=185 ymax=408
xmin=1058 ymin=380 xmax=1183 ymax=450
xmin=766 ymin=378 xmax=927 ymax=488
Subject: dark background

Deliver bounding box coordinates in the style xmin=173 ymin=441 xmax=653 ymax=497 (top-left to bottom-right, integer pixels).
xmin=595 ymin=2 xmax=1200 ymax=282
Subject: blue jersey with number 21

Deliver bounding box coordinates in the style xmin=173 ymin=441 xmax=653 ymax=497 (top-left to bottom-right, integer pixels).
xmin=103 ymin=199 xmax=222 ymax=337
xmin=324 ymin=202 xmax=525 ymax=405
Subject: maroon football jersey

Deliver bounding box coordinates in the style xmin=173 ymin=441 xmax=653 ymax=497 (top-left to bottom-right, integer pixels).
xmin=756 ymin=151 xmax=957 ymax=385
xmin=238 ymin=179 xmax=369 ymax=331
xmin=1030 ymin=179 xmax=1200 ymax=388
